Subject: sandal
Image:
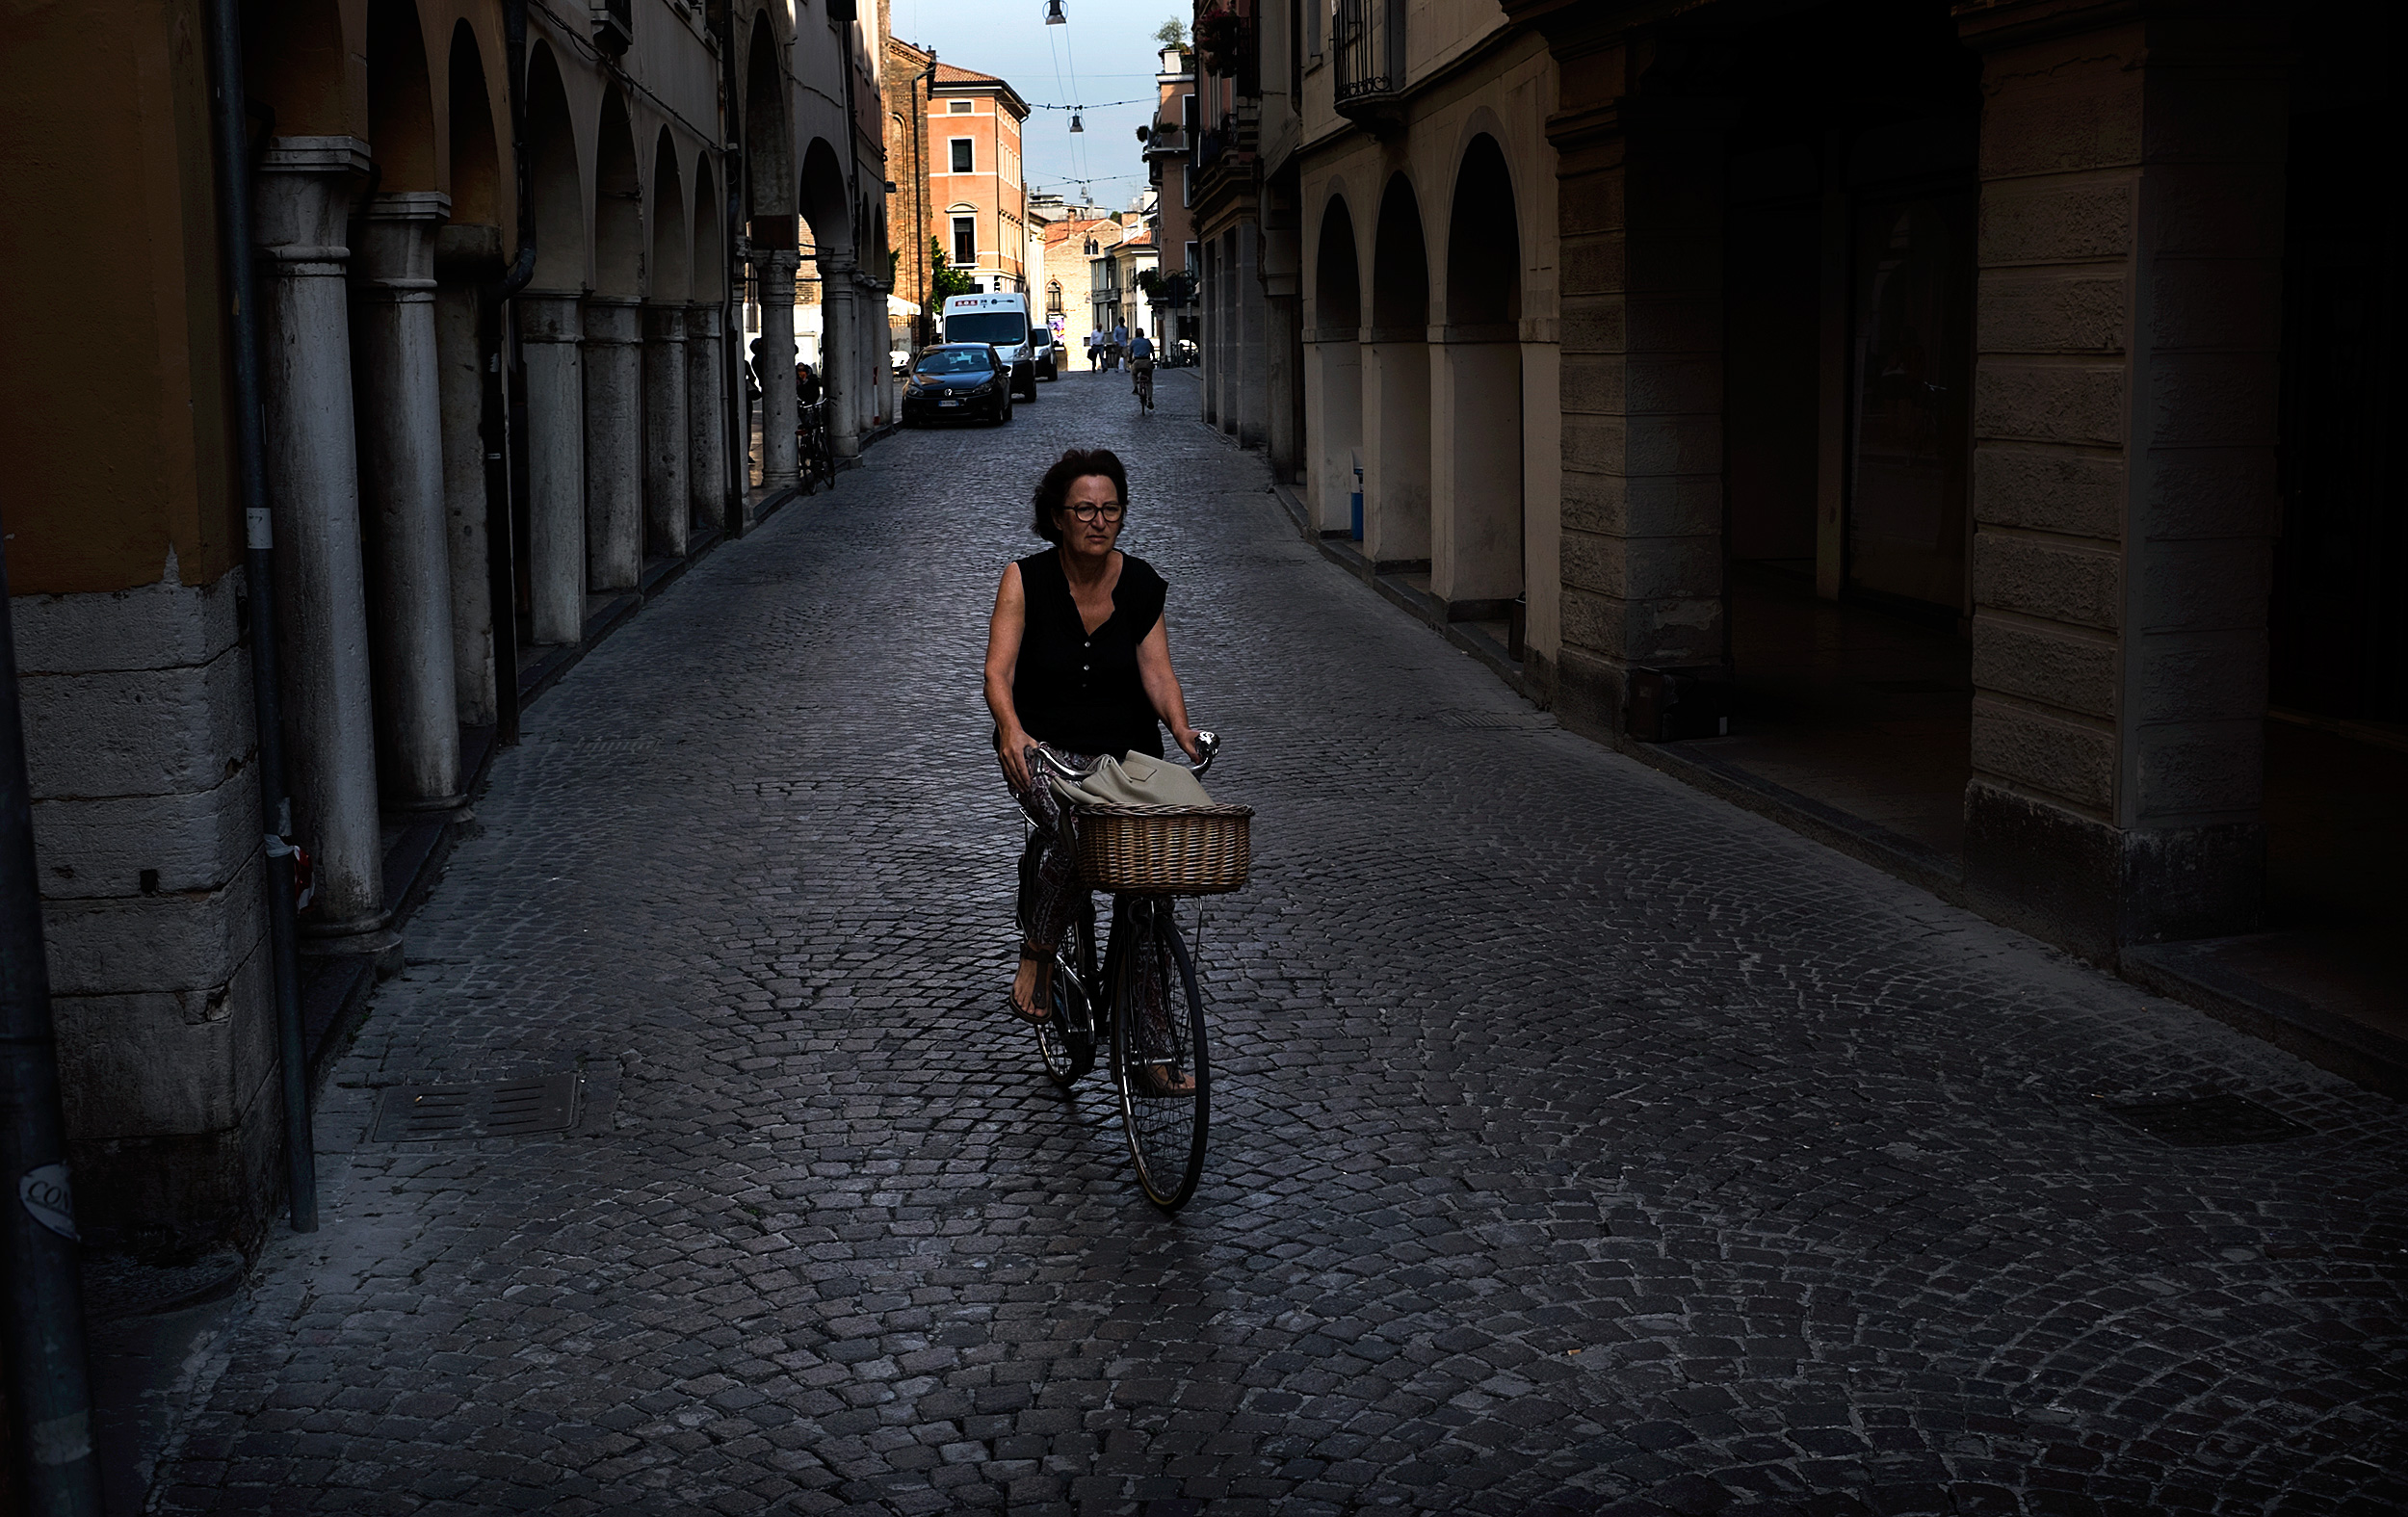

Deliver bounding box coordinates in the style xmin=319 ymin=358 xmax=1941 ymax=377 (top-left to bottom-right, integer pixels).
xmin=1008 ymin=944 xmax=1053 ymax=1024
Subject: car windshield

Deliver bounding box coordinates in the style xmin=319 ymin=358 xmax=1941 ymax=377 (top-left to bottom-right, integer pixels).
xmin=914 ymin=349 xmax=993 ymax=377
xmin=946 ymin=311 xmax=1027 ymax=347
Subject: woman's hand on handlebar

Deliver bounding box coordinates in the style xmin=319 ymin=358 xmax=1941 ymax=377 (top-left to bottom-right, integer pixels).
xmin=998 ymin=726 xmax=1034 ymax=793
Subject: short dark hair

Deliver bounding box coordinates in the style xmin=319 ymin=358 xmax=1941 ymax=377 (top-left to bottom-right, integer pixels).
xmin=1030 ymin=449 xmax=1129 ymax=543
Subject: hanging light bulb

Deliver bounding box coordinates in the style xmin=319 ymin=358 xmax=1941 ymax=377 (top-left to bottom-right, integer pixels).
xmin=1069 ymin=111 xmax=1085 ymax=133
xmin=1044 ymin=0 xmax=1066 ymax=24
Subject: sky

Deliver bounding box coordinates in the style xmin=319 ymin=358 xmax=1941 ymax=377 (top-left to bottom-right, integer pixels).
xmin=889 ymin=0 xmax=1181 ymax=212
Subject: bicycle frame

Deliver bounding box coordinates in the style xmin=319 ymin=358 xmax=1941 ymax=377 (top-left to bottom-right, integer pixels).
xmin=1023 ymin=733 xmax=1217 ymax=1033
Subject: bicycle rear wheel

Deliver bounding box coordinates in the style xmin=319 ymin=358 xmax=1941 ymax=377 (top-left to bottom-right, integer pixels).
xmin=1112 ymin=901 xmax=1208 ymax=1209
xmin=1034 ymin=900 xmax=1096 ymax=1085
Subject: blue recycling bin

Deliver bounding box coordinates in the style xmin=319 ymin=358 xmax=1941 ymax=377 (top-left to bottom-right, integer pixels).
xmin=1350 ymin=464 xmax=1364 ymax=541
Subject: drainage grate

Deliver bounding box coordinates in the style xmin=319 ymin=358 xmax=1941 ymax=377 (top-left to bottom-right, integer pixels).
xmin=1862 ymin=678 xmax=1972 ymax=694
xmin=1432 ymin=710 xmax=1555 ymax=732
xmin=371 ymin=1075 xmax=581 ymax=1141
xmin=2103 ymin=1092 xmax=2308 ymax=1147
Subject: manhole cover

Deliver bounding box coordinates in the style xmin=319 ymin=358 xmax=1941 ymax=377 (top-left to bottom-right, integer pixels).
xmin=2103 ymin=1093 xmax=2308 ymax=1147
xmin=371 ymin=1075 xmax=581 ymax=1141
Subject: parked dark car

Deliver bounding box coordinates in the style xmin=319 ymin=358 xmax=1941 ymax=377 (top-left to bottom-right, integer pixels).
xmin=900 ymin=344 xmax=1013 ymax=427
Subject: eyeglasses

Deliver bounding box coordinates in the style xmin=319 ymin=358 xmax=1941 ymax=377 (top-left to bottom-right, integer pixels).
xmin=1065 ymin=502 xmax=1126 ymax=523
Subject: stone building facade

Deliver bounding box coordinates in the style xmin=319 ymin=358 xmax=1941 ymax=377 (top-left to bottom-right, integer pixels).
xmin=2 ymin=0 xmax=885 ymax=1255
xmin=1043 ymin=214 xmax=1134 ymax=352
xmin=883 ymin=43 xmax=1032 ymax=302
xmin=1197 ymin=0 xmax=2404 ymax=1077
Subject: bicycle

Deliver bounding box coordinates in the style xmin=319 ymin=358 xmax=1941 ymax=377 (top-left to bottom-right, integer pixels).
xmin=797 ymin=399 xmax=836 ymax=493
xmin=1133 ymin=359 xmax=1155 ymax=414
xmin=1018 ymin=734 xmax=1248 ymax=1210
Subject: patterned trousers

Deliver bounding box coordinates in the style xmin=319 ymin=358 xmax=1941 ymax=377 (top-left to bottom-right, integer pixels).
xmin=1008 ymin=744 xmax=1092 ymax=955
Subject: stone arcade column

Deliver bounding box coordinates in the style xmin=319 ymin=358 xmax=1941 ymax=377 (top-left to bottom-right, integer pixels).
xmin=433 ymin=225 xmax=502 ymax=726
xmin=517 ymin=293 xmax=585 ymax=644
xmin=1954 ymin=3 xmax=2289 ymax=955
xmin=1198 ymin=241 xmax=1220 ymax=427
xmin=1430 ymin=327 xmax=1526 ymax=611
xmin=1359 ymin=327 xmax=1431 ymax=566
xmin=252 ymin=138 xmax=392 ymax=955
xmin=1303 ymin=325 xmax=1363 ymax=534
xmin=583 ymin=296 xmax=644 ymax=590
xmin=750 ymin=240 xmax=800 ymax=490
xmin=686 ymin=302 xmax=729 ymax=534
xmin=1235 ymin=222 xmax=1270 ymax=450
xmin=642 ymin=302 xmax=690 ymax=559
xmin=822 ymin=253 xmax=863 ymax=459
xmin=1541 ymin=79 xmax=1729 ymax=737
xmin=353 ymin=191 xmax=464 ymax=811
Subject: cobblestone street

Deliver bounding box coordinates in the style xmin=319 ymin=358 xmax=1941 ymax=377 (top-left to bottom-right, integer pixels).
xmin=152 ymin=368 xmax=2405 ymax=1515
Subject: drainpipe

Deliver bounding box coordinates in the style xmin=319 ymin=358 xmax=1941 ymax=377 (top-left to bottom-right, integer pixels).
xmin=484 ymin=0 xmax=533 ymax=747
xmin=718 ymin=0 xmax=748 ymax=536
xmin=0 ymin=553 xmax=102 ymax=1513
xmin=201 ymin=0 xmax=316 ymax=1237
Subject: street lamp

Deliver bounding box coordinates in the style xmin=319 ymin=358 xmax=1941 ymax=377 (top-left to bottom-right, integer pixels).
xmin=1044 ymin=0 xmax=1066 ymax=23
xmin=1069 ymin=112 xmax=1084 ymax=133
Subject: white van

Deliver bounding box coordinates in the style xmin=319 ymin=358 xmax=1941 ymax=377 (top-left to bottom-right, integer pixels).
xmin=941 ymin=292 xmax=1038 ymax=402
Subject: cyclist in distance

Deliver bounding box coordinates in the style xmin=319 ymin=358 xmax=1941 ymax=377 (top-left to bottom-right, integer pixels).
xmin=1127 ymin=328 xmax=1156 ymax=407
xmin=983 ymin=448 xmax=1203 ymax=1028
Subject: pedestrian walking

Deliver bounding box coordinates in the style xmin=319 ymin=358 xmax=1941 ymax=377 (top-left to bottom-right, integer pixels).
xmin=1112 ymin=319 xmax=1130 ymax=372
xmin=1086 ymin=331 xmax=1102 ymax=372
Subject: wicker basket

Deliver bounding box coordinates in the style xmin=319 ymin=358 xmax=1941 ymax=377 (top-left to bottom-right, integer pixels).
xmin=1071 ymin=802 xmax=1253 ymax=895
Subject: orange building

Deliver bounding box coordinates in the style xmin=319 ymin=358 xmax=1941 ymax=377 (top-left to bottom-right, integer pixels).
xmin=884 ymin=42 xmax=1031 ymax=312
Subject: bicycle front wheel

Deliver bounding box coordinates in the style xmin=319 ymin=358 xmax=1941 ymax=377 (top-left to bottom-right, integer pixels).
xmin=1112 ymin=902 xmax=1209 ymax=1210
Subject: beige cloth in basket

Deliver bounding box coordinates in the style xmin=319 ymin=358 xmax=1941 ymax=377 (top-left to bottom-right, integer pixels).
xmin=1051 ymin=750 xmax=1216 ymax=809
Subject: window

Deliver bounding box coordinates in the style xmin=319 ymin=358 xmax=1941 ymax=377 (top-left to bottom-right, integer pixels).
xmin=950 ymin=139 xmax=973 ymax=173
xmin=1046 ymin=279 xmax=1063 ymax=314
xmin=948 ymin=98 xmax=973 ymax=113
xmin=952 ymin=216 xmax=977 ymax=266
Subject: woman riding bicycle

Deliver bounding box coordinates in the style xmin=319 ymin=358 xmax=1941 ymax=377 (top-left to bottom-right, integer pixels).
xmin=983 ymin=448 xmax=1202 ymax=1028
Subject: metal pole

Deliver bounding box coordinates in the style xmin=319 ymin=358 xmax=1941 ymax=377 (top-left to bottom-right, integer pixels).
xmin=202 ymin=0 xmax=316 ymax=1234
xmin=484 ymin=0 xmax=532 ymax=750
xmin=0 ymin=538 xmax=103 ymax=1514
xmin=719 ymin=0 xmax=749 ymax=536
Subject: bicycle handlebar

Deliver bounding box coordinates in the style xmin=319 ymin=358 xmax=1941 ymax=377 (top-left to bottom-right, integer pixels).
xmin=1034 ymin=728 xmax=1219 ymax=785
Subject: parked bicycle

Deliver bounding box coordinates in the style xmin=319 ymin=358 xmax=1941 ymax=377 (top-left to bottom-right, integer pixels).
xmin=1019 ymin=733 xmax=1249 ymax=1210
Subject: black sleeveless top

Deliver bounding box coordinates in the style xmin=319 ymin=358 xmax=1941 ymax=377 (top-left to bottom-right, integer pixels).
xmin=1009 ymin=548 xmax=1167 ymax=760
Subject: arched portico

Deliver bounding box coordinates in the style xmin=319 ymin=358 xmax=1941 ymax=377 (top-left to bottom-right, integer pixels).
xmin=247 ymin=0 xmax=391 ymax=950
xmin=437 ymin=19 xmax=505 ymax=730
xmin=801 ymin=136 xmax=862 ymax=458
xmin=1432 ymin=133 xmax=1524 ymax=613
xmin=585 ymin=87 xmax=645 ymax=592
xmin=645 ymin=131 xmax=692 ymax=558
xmin=745 ymin=12 xmax=800 ymax=491
xmin=1308 ymin=195 xmax=1365 ymax=537
xmin=688 ymin=154 xmax=730 ymax=533
xmin=355 ymin=0 xmax=463 ymax=812
xmin=520 ymin=40 xmax=588 ymax=644
xmin=1365 ymin=173 xmax=1432 ymax=565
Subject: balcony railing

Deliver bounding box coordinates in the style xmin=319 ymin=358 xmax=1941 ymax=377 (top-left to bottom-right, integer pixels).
xmin=1333 ymin=0 xmax=1402 ymax=132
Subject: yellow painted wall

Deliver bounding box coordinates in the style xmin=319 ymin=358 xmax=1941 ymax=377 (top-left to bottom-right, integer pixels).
xmin=1 ymin=0 xmax=237 ymax=593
